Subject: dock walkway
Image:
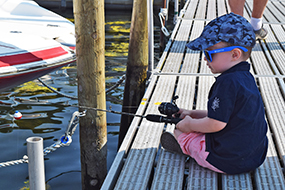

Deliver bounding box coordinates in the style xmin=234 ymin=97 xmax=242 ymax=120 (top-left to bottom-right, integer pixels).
xmin=101 ymin=0 xmax=285 ymax=189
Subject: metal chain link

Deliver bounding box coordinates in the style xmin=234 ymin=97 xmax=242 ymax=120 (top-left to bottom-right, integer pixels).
xmin=43 ymin=135 xmax=73 ymax=155
xmin=43 ymin=111 xmax=86 ymax=155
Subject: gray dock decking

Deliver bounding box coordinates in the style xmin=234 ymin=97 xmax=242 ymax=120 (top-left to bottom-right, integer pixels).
xmin=101 ymin=0 xmax=285 ymax=189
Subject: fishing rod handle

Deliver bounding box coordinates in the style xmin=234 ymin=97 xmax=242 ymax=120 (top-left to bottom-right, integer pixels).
xmin=145 ymin=114 xmax=182 ymax=124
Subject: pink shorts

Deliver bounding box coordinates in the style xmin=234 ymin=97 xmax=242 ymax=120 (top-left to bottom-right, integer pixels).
xmin=177 ymin=132 xmax=224 ymax=173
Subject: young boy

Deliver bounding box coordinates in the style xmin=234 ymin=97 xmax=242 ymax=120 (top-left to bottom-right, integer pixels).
xmin=160 ymin=13 xmax=268 ymax=174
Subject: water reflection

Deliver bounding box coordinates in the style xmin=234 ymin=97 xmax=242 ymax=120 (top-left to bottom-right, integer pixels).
xmin=0 ymin=9 xmax=174 ymax=190
xmin=0 ymin=10 xmax=132 ymax=190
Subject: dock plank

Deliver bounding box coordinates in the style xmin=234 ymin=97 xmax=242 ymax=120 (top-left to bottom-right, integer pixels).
xmin=187 ymin=159 xmax=218 ymax=190
xmin=113 ymin=76 xmax=175 ymax=190
xmin=217 ymin=0 xmax=228 ymax=17
xmin=151 ymin=151 xmax=185 ymax=190
xmin=255 ymin=127 xmax=285 ymax=190
xmin=102 ymin=0 xmax=285 ymax=189
xmin=195 ymin=0 xmax=207 ymax=19
xmin=114 ymin=4 xmax=191 ymax=187
xmin=183 ymin=0 xmax=199 ymax=19
xmin=207 ymin=0 xmax=216 ymax=19
xmin=259 ymin=77 xmax=285 ymax=164
xmin=264 ymin=25 xmax=285 ymax=74
xmin=247 ymin=31 xmax=285 ymax=189
xmin=270 ymin=1 xmax=285 ymax=23
xmin=150 ymin=13 xmax=195 ymax=190
xmin=222 ymin=173 xmax=253 ymax=190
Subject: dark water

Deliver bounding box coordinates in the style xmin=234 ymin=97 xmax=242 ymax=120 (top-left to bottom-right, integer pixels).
xmin=0 ymin=9 xmax=173 ymax=190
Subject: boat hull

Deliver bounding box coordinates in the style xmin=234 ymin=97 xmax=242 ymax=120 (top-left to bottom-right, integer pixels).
xmin=0 ymin=0 xmax=77 ymax=92
xmin=0 ymin=33 xmax=76 ymax=92
xmin=0 ymin=59 xmax=74 ymax=92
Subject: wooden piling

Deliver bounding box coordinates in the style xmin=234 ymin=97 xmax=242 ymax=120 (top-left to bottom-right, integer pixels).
xmin=73 ymin=0 xmax=107 ymax=189
xmin=118 ymin=0 xmax=149 ymax=146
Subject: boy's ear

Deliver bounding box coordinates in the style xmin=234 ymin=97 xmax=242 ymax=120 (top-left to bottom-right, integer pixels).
xmin=231 ymin=48 xmax=242 ymax=61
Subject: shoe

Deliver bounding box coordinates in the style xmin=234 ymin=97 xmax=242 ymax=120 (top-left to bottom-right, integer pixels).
xmin=254 ymin=26 xmax=268 ymax=40
xmin=160 ymin=132 xmax=187 ymax=156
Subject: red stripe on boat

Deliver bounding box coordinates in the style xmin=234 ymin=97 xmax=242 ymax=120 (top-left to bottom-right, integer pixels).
xmin=0 ymin=46 xmax=68 ymax=67
xmin=69 ymin=46 xmax=76 ymax=50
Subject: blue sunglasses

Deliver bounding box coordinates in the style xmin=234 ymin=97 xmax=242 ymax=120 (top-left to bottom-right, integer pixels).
xmin=203 ymin=46 xmax=248 ymax=62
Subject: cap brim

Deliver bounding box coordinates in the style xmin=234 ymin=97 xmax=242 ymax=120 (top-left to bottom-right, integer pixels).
xmin=186 ymin=37 xmax=221 ymax=51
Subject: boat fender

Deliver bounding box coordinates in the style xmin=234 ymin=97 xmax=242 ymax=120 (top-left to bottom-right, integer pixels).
xmin=14 ymin=111 xmax=22 ymax=120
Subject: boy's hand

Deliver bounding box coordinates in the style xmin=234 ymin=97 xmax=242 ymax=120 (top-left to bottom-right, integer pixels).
xmin=175 ymin=115 xmax=194 ymax=133
xmin=175 ymin=108 xmax=192 ymax=119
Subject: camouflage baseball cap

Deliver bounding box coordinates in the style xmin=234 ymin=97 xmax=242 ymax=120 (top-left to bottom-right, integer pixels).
xmin=186 ymin=13 xmax=256 ymax=50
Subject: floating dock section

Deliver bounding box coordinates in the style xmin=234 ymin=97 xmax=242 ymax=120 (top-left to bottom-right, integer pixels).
xmin=105 ymin=0 xmax=285 ymax=189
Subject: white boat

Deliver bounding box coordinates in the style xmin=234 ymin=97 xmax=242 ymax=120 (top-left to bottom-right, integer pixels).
xmin=0 ymin=0 xmax=75 ymax=49
xmin=0 ymin=0 xmax=76 ymax=92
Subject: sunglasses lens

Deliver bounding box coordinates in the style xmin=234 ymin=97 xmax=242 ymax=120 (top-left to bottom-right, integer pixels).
xmin=204 ymin=51 xmax=211 ymax=62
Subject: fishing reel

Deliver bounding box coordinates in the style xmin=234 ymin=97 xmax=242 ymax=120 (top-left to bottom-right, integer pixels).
xmin=148 ymin=95 xmax=181 ymax=125
xmin=158 ymin=95 xmax=180 ymax=118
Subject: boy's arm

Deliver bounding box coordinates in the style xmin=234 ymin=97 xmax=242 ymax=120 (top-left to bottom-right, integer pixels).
xmin=177 ymin=109 xmax=208 ymax=119
xmin=189 ymin=110 xmax=208 ymax=119
xmin=176 ymin=115 xmax=226 ymax=133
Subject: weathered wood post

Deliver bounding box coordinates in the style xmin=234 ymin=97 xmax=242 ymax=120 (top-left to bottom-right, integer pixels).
xmin=73 ymin=0 xmax=107 ymax=189
xmin=118 ymin=0 xmax=149 ymax=145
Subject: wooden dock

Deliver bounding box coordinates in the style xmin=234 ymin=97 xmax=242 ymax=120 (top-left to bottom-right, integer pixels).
xmin=101 ymin=0 xmax=285 ymax=189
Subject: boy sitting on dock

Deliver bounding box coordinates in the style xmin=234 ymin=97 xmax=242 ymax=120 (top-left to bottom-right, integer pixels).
xmin=161 ymin=13 xmax=268 ymax=174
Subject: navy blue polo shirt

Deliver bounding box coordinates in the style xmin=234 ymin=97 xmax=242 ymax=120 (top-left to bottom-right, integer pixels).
xmin=205 ymin=61 xmax=268 ymax=174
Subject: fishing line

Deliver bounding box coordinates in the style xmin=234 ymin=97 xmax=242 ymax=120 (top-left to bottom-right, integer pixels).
xmin=70 ymin=104 xmax=146 ymax=118
xmin=67 ymin=104 xmax=182 ymax=125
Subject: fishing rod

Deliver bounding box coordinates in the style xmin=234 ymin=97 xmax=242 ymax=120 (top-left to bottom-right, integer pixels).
xmin=11 ymin=94 xmax=183 ymax=124
xmin=69 ymin=98 xmax=182 ymax=125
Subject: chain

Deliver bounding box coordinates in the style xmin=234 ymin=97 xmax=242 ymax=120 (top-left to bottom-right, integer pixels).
xmin=43 ymin=110 xmax=86 ymax=156
xmin=43 ymin=136 xmax=72 ymax=156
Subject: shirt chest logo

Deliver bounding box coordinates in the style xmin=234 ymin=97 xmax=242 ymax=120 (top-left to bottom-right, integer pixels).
xmin=211 ymin=97 xmax=220 ymax=111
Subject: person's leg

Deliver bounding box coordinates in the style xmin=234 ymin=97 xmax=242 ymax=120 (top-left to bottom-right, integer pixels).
xmin=252 ymin=0 xmax=268 ymax=18
xmin=251 ymin=0 xmax=268 ymax=30
xmin=174 ymin=128 xmax=183 ymax=139
xmin=228 ymin=0 xmax=246 ymax=16
xmin=228 ymin=0 xmax=268 ymax=39
xmin=251 ymin=0 xmax=268 ymax=39
xmin=176 ymin=132 xmax=225 ymax=173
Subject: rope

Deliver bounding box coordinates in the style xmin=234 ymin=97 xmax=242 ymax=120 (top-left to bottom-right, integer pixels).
xmin=37 ymin=74 xmax=126 ymax=99
xmin=0 ymin=156 xmax=28 ymax=168
xmin=0 ymin=73 xmax=125 ymax=168
xmin=0 ymin=110 xmax=85 ymax=168
xmin=105 ymin=74 xmax=126 ymax=93
xmin=38 ymin=78 xmax=77 ymax=99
